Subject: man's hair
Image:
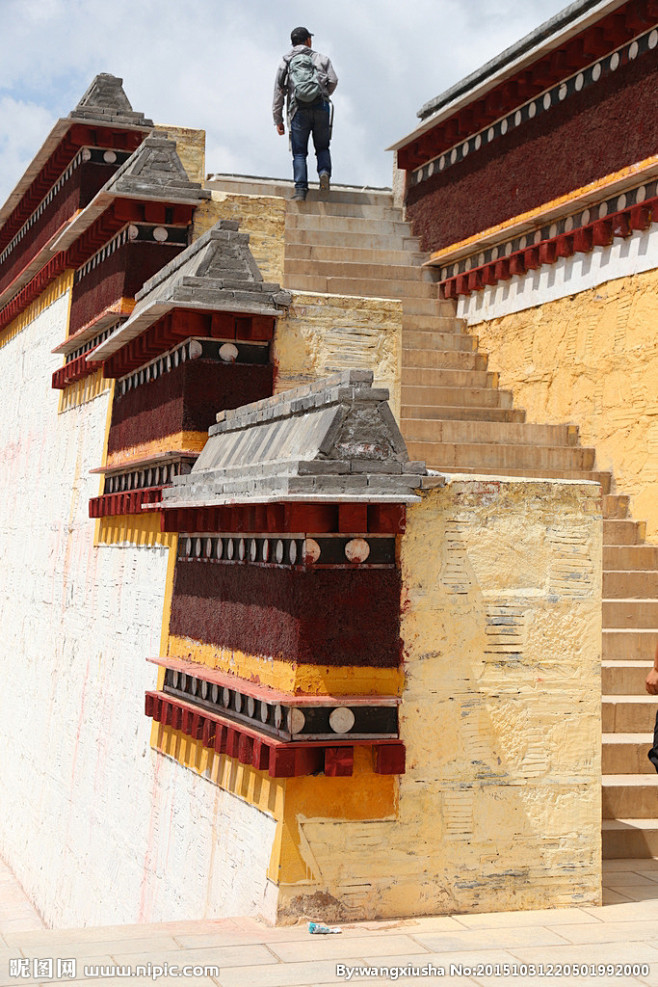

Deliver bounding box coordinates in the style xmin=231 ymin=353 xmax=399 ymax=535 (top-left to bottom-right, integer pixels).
xmin=291 ymin=26 xmax=312 ymax=45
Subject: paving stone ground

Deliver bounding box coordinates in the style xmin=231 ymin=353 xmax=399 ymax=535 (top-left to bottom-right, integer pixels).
xmin=2 ymin=857 xmax=658 ymax=986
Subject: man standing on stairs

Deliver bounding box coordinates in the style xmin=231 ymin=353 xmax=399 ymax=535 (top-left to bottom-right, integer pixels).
xmin=273 ymin=26 xmax=338 ymax=202
xmin=645 ymin=645 xmax=658 ymax=773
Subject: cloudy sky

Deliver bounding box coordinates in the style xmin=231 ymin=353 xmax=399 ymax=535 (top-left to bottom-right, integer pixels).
xmin=0 ymin=0 xmax=570 ymax=203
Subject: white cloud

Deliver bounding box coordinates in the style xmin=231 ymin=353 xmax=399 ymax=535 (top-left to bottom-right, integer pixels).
xmin=0 ymin=0 xmax=571 ymax=202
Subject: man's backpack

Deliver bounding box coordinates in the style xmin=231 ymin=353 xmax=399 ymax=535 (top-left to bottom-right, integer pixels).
xmin=287 ymin=52 xmax=322 ymax=103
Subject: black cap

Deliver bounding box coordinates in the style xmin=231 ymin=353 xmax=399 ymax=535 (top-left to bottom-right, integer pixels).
xmin=291 ymin=26 xmax=313 ymax=45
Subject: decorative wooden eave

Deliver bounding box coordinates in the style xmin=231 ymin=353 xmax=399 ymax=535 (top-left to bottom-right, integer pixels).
xmin=91 ymin=221 xmax=292 ymax=366
xmin=48 ymin=135 xmax=211 ymax=257
xmin=390 ymin=0 xmax=656 ymax=170
xmin=0 ymin=74 xmax=153 ymax=246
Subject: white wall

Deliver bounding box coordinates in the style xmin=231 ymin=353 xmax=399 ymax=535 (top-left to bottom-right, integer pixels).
xmin=0 ymin=291 xmax=276 ymax=928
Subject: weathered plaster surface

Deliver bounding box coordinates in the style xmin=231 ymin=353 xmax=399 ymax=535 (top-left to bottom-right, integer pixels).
xmin=270 ymin=476 xmax=602 ymax=921
xmin=471 ymin=266 xmax=658 ymax=538
xmin=0 ymin=291 xmax=276 ymax=927
xmin=192 ymin=192 xmax=286 ymax=285
xmin=273 ymin=292 xmax=402 ymax=422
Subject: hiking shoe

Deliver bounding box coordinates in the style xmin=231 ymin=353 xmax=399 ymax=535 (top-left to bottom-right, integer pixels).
xmin=292 ymin=189 xmax=307 ymax=201
xmin=319 ymin=172 xmax=330 ymax=194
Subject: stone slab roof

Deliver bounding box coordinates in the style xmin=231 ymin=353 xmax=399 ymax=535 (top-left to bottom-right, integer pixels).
xmin=50 ymin=135 xmax=210 ymax=257
xmin=70 ymin=73 xmax=154 ymax=129
xmin=92 ymin=221 xmax=292 ymax=363
xmin=160 ymin=370 xmax=426 ymax=507
xmin=0 ymin=74 xmax=153 ymax=234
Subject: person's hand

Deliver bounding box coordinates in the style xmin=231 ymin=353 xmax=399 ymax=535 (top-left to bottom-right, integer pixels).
xmin=646 ymin=668 xmax=658 ymax=695
xmin=276 ymin=123 xmax=285 ymax=136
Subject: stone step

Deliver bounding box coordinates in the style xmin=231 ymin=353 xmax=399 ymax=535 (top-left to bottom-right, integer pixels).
xmin=403 ymin=330 xmax=476 ymax=352
xmin=284 ymin=258 xmax=435 ymax=284
xmin=285 ymin=213 xmax=412 ymax=236
xmin=603 ymin=495 xmax=630 ymax=519
xmin=401 ymin=404 xmax=526 ymax=423
xmin=206 ymin=174 xmax=393 ymax=205
xmin=604 ymin=571 xmax=658 ymax=599
xmin=286 ymin=243 xmax=427 ymax=266
xmin=402 ymin=367 xmax=497 ymax=389
xmin=401 ymin=385 xmax=513 ymax=410
xmin=602 ymin=696 xmax=658 ymax=733
xmin=409 ymin=463 xmax=612 ymax=490
xmin=402 ymin=297 xmax=457 ymax=317
xmin=604 ymin=546 xmax=658 ymax=570
xmin=400 ymin=418 xmax=578 ymax=447
xmin=402 ymin=315 xmax=466 ymax=332
xmin=602 ymin=819 xmax=658 ymax=858
xmin=284 ymin=274 xmax=439 ymax=299
xmin=404 ymin=440 xmax=596 ymax=473
xmin=286 ymin=228 xmax=421 ymax=252
xmin=602 ymin=774 xmax=658 ymax=819
xmin=287 ymin=200 xmax=402 ymax=220
xmin=401 ymin=349 xmax=489 ymax=371
xmin=602 ymin=733 xmax=655 ymax=774
xmin=602 ymin=661 xmax=653 ymax=694
xmin=402 ymin=329 xmax=474 ymax=351
xmin=603 ymin=599 xmax=658 ymax=629
xmin=603 ymin=520 xmax=647 ymax=545
xmin=603 ymin=629 xmax=658 ymax=661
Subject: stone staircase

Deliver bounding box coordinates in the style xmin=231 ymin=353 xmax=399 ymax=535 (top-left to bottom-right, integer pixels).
xmin=207 ymin=174 xmax=658 ymax=858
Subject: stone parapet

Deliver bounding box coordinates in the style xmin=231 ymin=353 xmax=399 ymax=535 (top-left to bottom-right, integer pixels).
xmin=161 ymin=370 xmax=426 ymax=507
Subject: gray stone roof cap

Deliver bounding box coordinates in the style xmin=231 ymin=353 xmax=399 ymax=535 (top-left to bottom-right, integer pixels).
xmin=91 ymin=220 xmax=292 ymax=363
xmin=160 ymin=370 xmax=426 ymax=507
xmin=70 ymin=73 xmax=154 ymax=128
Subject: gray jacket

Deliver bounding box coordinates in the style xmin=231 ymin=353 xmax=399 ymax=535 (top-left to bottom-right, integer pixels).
xmin=272 ymin=46 xmax=338 ymax=127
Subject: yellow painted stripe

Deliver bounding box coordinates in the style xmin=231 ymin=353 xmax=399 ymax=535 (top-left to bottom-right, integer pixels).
xmin=105 ymin=431 xmax=207 ymax=469
xmin=0 ymin=269 xmax=74 ymax=351
xmin=166 ymin=635 xmax=404 ymax=697
xmin=58 ymin=368 xmax=112 ymax=412
xmin=150 ymin=723 xmax=396 ymax=886
xmin=96 ymin=512 xmax=176 ymax=548
xmin=427 ymin=153 xmax=658 ymax=267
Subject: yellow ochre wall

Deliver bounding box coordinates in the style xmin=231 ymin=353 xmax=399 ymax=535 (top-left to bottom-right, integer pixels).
xmin=471 ymin=268 xmax=658 ymax=539
xmin=270 ymin=476 xmax=602 ymax=921
xmin=157 ymin=474 xmax=602 ymax=922
xmin=192 ymin=193 xmax=402 ymax=420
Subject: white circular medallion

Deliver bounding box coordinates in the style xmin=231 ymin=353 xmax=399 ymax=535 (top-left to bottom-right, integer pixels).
xmin=260 ymin=702 xmax=269 ymax=723
xmin=610 ymin=52 xmax=620 ymax=71
xmin=629 ymin=41 xmax=639 ymax=60
xmin=275 ymin=540 xmax=284 ymax=564
xmin=592 ymin=62 xmax=602 ymax=81
xmin=219 ymin=343 xmax=239 ymax=363
xmin=543 ymin=93 xmax=552 ymax=110
xmin=345 ymin=538 xmax=370 ymax=563
xmin=247 ymin=697 xmax=255 ymax=718
xmin=153 ymin=226 xmax=169 ymax=242
xmin=575 ymin=73 xmax=584 ymax=92
xmin=289 ymin=709 xmax=306 ymax=734
xmin=302 ymin=538 xmax=321 ymax=563
xmin=127 ymin=224 xmax=139 ymax=240
xmin=103 ymin=149 xmax=117 ymax=164
xmin=329 ymin=707 xmax=356 ymax=734
xmin=289 ymin=540 xmax=297 ymax=565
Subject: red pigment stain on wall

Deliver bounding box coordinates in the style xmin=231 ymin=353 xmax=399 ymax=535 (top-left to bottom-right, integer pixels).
xmin=107 ymin=360 xmax=274 ymax=453
xmin=169 ymin=561 xmax=403 ymax=668
xmin=406 ymin=54 xmax=658 ymax=253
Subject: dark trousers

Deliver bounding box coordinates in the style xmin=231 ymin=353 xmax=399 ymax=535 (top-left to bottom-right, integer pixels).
xmin=649 ymin=710 xmax=658 ymax=773
xmin=290 ymin=100 xmax=331 ymax=191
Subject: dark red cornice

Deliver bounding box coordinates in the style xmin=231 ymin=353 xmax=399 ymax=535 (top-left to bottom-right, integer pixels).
xmin=0 ymin=123 xmax=146 ymax=255
xmin=397 ymin=0 xmax=658 ymax=170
